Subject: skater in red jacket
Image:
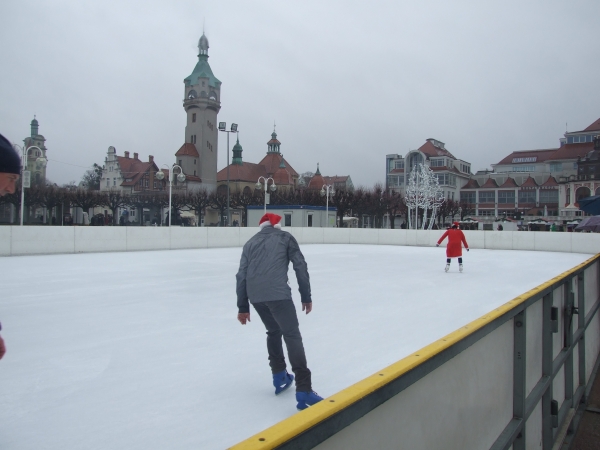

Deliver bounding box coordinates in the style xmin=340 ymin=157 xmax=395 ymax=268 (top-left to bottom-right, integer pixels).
xmin=436 ymin=222 xmax=469 ymax=272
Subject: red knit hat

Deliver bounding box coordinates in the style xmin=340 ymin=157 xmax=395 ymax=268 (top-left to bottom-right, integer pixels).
xmin=259 ymin=213 xmax=282 ymax=229
xmin=453 ymin=221 xmax=460 ymax=226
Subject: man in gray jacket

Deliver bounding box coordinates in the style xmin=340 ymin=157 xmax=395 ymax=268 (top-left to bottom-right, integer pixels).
xmin=236 ymin=213 xmax=323 ymax=410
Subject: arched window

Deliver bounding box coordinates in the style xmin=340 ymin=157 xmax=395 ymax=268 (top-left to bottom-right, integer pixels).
xmin=209 ymin=91 xmax=218 ymax=101
xmin=407 ymin=152 xmax=424 ymax=170
xmin=243 ymin=186 xmax=252 ymax=196
xmin=217 ymin=185 xmax=227 ymax=196
xmin=575 ymin=186 xmax=591 ymax=205
xmin=187 ymin=90 xmax=197 ymax=99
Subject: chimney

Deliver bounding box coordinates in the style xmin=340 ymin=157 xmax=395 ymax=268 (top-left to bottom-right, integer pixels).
xmin=149 ymin=155 xmax=154 ymax=163
xmin=124 ymin=151 xmax=130 ymax=158
xmin=134 ymin=153 xmax=139 ymax=160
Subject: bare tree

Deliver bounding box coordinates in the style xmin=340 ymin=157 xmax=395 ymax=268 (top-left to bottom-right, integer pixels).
xmin=80 ymin=163 xmax=103 ymax=190
xmin=68 ymin=189 xmax=103 ymax=223
xmin=188 ymin=189 xmax=211 ymax=226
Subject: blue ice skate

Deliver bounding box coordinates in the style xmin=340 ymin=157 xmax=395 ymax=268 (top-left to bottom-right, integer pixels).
xmin=296 ymin=391 xmax=323 ymax=410
xmin=273 ymin=370 xmax=294 ymax=395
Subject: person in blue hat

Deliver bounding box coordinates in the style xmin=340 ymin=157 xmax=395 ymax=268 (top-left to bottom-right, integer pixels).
xmin=0 ymin=132 xmax=22 ymax=359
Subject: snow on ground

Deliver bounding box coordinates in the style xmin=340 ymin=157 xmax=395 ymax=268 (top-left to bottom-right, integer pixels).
xmin=0 ymin=245 xmax=590 ymax=449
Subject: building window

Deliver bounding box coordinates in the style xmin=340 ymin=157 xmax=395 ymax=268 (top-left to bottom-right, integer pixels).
xmin=106 ymin=179 xmax=109 ymax=187
xmin=179 ymin=160 xmax=182 ymax=166
xmin=512 ymin=166 xmax=535 ymax=172
xmin=113 ymin=178 xmax=116 ymax=186
xmin=479 ymin=191 xmax=495 ymax=203
xmin=284 ymin=213 xmax=292 ymax=227
xmin=192 ymin=113 xmax=196 ymax=123
xmin=153 ymin=181 xmax=157 ymax=189
xmin=549 ymin=163 xmax=563 ymax=172
xmin=145 ymin=179 xmax=148 ymax=187
xmin=436 ymin=173 xmax=456 ymax=186
xmin=512 ymin=157 xmax=537 ymax=163
xmin=394 ymin=160 xmax=404 ymax=169
xmin=130 ymin=210 xmax=135 ymax=217
xmin=194 ymin=159 xmax=196 ymax=165
xmin=460 ymin=192 xmax=476 ymax=203
xmin=194 ymin=170 xmax=196 ymax=176
xmin=307 ymin=214 xmax=313 ymax=227
xmin=430 ymin=159 xmax=444 ymax=167
xmin=518 ymin=191 xmax=536 ymax=203
xmin=109 ymin=166 xmax=112 ymax=172
xmin=478 ymin=210 xmax=495 ymax=216
xmin=539 ymin=190 xmax=558 ymax=203
xmin=498 ymin=191 xmax=515 ymax=204
xmin=191 ymin=135 xmax=196 ymax=144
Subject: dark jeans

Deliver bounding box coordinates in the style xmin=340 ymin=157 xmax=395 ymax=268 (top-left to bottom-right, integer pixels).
xmin=252 ymin=300 xmax=312 ymax=392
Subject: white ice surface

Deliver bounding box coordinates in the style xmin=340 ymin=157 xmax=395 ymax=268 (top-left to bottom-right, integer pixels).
xmin=0 ymin=245 xmax=590 ymax=449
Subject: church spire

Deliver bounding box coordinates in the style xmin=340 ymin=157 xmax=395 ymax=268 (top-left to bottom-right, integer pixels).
xmin=232 ymin=136 xmax=243 ymax=165
xmin=198 ymin=33 xmax=209 ymax=57
xmin=31 ymin=115 xmax=39 ymax=137
xmin=267 ymin=126 xmax=281 ymax=154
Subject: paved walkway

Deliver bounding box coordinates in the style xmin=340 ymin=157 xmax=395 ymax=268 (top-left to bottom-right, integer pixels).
xmin=567 ymin=363 xmax=600 ymax=450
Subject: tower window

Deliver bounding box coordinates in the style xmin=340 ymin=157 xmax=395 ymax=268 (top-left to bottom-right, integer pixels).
xmin=194 ymin=170 xmax=197 ymax=176
xmin=191 ymin=135 xmax=196 ymax=144
xmin=192 ymin=113 xmax=196 ymax=123
xmin=179 ymin=160 xmax=182 ymax=167
xmin=194 ymin=159 xmax=196 ymax=164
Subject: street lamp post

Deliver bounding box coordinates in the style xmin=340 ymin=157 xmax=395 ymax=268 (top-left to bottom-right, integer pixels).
xmin=14 ymin=144 xmax=47 ymax=226
xmin=155 ymin=164 xmax=185 ymax=226
xmin=256 ymin=176 xmax=276 ymax=215
xmin=218 ymin=122 xmax=238 ymax=226
xmin=320 ymin=184 xmax=334 ymax=227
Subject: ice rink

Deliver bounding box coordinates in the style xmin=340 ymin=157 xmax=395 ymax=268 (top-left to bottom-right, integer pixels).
xmin=0 ymin=244 xmax=591 ymax=449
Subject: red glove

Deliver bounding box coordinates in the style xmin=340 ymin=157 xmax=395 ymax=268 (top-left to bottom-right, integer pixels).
xmin=0 ymin=335 xmax=6 ymax=360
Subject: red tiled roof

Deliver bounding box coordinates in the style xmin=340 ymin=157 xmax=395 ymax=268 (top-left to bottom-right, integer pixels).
xmin=258 ymin=153 xmax=298 ymax=177
xmin=267 ymin=138 xmax=281 ymax=145
xmin=417 ymin=141 xmax=456 ymax=159
xmin=520 ymin=176 xmax=539 ymax=188
xmin=117 ymin=156 xmax=156 ymax=186
xmin=390 ymin=168 xmax=404 ymax=174
xmin=273 ymin=167 xmax=294 ymax=185
xmin=217 ymin=162 xmax=267 ymax=183
xmin=582 ymin=118 xmax=600 ymax=132
xmin=184 ymin=175 xmax=202 ymax=182
xmin=541 ymin=176 xmax=558 ymax=187
xmin=480 ymin=178 xmax=499 ymax=188
xmin=175 ymin=143 xmax=199 ymax=157
xmin=323 ymin=176 xmax=349 ymax=184
xmin=499 ymin=177 xmax=518 ymax=188
xmin=552 ymin=142 xmax=595 ymax=160
xmin=462 ymin=179 xmax=480 ymax=189
xmin=308 ymin=174 xmax=325 ymax=190
xmin=495 ymin=148 xmax=558 ymax=165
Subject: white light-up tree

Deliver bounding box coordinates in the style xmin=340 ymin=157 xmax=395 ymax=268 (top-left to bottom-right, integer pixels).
xmin=404 ymin=163 xmax=445 ymax=229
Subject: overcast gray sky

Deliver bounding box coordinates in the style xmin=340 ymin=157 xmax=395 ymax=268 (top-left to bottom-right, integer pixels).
xmin=1 ymin=0 xmax=599 ymax=187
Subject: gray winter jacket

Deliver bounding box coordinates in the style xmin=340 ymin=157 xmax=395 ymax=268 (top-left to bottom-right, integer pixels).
xmin=236 ymin=226 xmax=311 ymax=313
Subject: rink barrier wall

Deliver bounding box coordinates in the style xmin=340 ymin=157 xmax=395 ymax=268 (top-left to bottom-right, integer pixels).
xmin=229 ymin=255 xmax=600 ymax=450
xmin=2 ymin=227 xmax=600 ymax=256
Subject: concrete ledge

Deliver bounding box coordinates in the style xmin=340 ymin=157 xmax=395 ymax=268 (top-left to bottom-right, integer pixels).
xmin=11 ymin=226 xmax=75 ymax=255
xmin=2 ymin=227 xmax=600 ymax=256
xmin=0 ymin=226 xmax=11 ymax=256
xmin=75 ymin=227 xmax=127 ymax=253
xmin=126 ymin=227 xmax=170 ymax=251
